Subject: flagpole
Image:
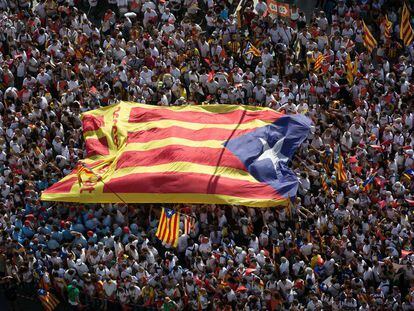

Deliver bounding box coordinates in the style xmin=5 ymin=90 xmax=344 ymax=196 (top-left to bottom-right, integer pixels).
xmin=79 ymin=162 xmax=130 ymax=226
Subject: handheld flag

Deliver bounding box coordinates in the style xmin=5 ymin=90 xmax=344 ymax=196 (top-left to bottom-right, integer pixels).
xmin=400 ymin=3 xmax=414 ymax=46
xmin=285 ymin=196 xmax=294 ymax=219
xmin=345 ymin=54 xmax=359 ymax=85
xmin=362 ymin=21 xmax=377 ymax=53
xmin=384 ymin=15 xmax=392 ymax=40
xmin=334 ymin=146 xmax=347 ymax=182
xmin=41 ymin=102 xmax=311 ymax=208
xmin=244 ymin=42 xmax=261 ymax=57
xmin=38 ymin=289 xmax=60 ymax=311
xmin=362 ymin=170 xmax=377 ymax=192
xmin=345 ymin=54 xmax=354 ymax=85
xmin=313 ymin=54 xmax=324 ymax=71
xmin=183 ymin=215 xmax=195 ymax=235
xmin=322 ymin=148 xmax=333 ymax=174
xmin=320 ymin=174 xmax=330 ymax=194
xmin=402 ymin=169 xmax=414 ymax=180
xmin=156 ymin=208 xmax=180 ymax=247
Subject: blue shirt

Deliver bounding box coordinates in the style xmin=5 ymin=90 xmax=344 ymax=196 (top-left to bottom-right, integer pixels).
xmin=85 ymin=218 xmax=98 ymax=230
xmin=71 ymin=223 xmax=85 ymax=234
xmin=47 ymin=239 xmax=60 ymax=250
xmin=114 ymin=227 xmax=122 ymax=237
xmin=220 ymin=8 xmax=229 ymax=20
xmin=87 ymin=234 xmax=98 ymax=244
xmin=103 ymin=215 xmax=112 ymax=227
xmin=14 ymin=219 xmax=23 ymax=229
xmin=122 ymin=233 xmax=130 ymax=245
xmin=130 ymin=224 xmax=139 ymax=235
xmin=25 ymin=203 xmax=33 ymax=214
xmin=22 ymin=226 xmax=35 ymax=238
xmin=51 ymin=231 xmax=63 ymax=243
xmin=72 ymin=236 xmax=87 ymax=248
xmin=62 ymin=229 xmax=73 ymax=241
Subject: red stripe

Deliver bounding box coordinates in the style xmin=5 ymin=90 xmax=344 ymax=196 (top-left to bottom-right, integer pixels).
xmin=103 ymin=172 xmax=281 ymax=199
xmin=166 ymin=214 xmax=174 ymax=245
xmin=116 ymin=146 xmax=247 ymax=171
xmin=129 ymin=107 xmax=281 ymax=124
xmin=82 ymin=115 xmax=104 ymax=132
xmin=43 ymin=177 xmax=77 ymax=194
xmin=166 ymin=214 xmax=176 ymax=245
xmin=163 ymin=211 xmax=171 ymax=244
xmin=127 ymin=126 xmax=254 ymax=143
xmin=85 ymin=137 xmax=110 ymax=157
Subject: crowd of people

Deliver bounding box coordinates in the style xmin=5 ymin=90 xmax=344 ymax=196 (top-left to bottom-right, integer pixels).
xmin=0 ymin=0 xmax=413 ymax=310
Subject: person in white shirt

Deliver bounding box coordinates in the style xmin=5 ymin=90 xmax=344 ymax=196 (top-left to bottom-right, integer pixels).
xmin=143 ymin=7 xmax=157 ymax=28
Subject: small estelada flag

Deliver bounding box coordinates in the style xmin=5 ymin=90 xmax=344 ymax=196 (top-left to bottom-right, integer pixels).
xmin=156 ymin=208 xmax=180 ymax=247
xmin=38 ymin=289 xmax=60 ymax=311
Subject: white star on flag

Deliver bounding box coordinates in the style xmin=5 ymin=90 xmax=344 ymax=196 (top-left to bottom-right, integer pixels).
xmin=257 ymin=137 xmax=289 ymax=170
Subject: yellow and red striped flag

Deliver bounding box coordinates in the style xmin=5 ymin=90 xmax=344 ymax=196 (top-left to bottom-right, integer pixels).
xmin=334 ymin=146 xmax=347 ymax=182
xmin=321 ymin=174 xmax=329 ymax=194
xmin=183 ymin=215 xmax=195 ymax=235
xmin=244 ymin=42 xmax=261 ymax=57
xmin=345 ymin=54 xmax=354 ymax=85
xmin=362 ymin=21 xmax=377 ymax=53
xmin=384 ymin=15 xmax=393 ymax=40
xmin=38 ymin=289 xmax=60 ymax=311
xmin=156 ymin=207 xmax=180 ymax=247
xmin=400 ymin=3 xmax=414 ymax=46
xmin=345 ymin=54 xmax=359 ymax=85
xmin=285 ymin=196 xmax=293 ymax=219
xmin=41 ymin=102 xmax=311 ymax=208
xmin=313 ymin=54 xmax=324 ymax=71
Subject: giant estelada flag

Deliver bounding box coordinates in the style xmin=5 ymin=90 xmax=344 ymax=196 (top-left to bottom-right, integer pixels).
xmin=41 ymin=102 xmax=311 ymax=207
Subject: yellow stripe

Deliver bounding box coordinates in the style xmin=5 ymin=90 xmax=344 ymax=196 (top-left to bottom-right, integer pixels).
xmin=363 ymin=22 xmax=377 ymax=45
xmin=82 ymin=101 xmax=278 ymax=118
xmin=41 ymin=192 xmax=287 ymax=207
xmin=155 ymin=208 xmax=165 ymax=236
xmin=401 ymin=4 xmax=414 ymax=45
xmin=83 ymin=119 xmax=271 ymax=140
xmin=110 ymin=162 xmax=260 ymax=183
xmin=125 ymin=137 xmax=228 ymax=151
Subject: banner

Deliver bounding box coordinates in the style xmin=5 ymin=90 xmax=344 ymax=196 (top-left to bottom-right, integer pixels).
xmin=267 ymin=0 xmax=290 ymax=17
xmin=41 ymin=102 xmax=311 ymax=208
